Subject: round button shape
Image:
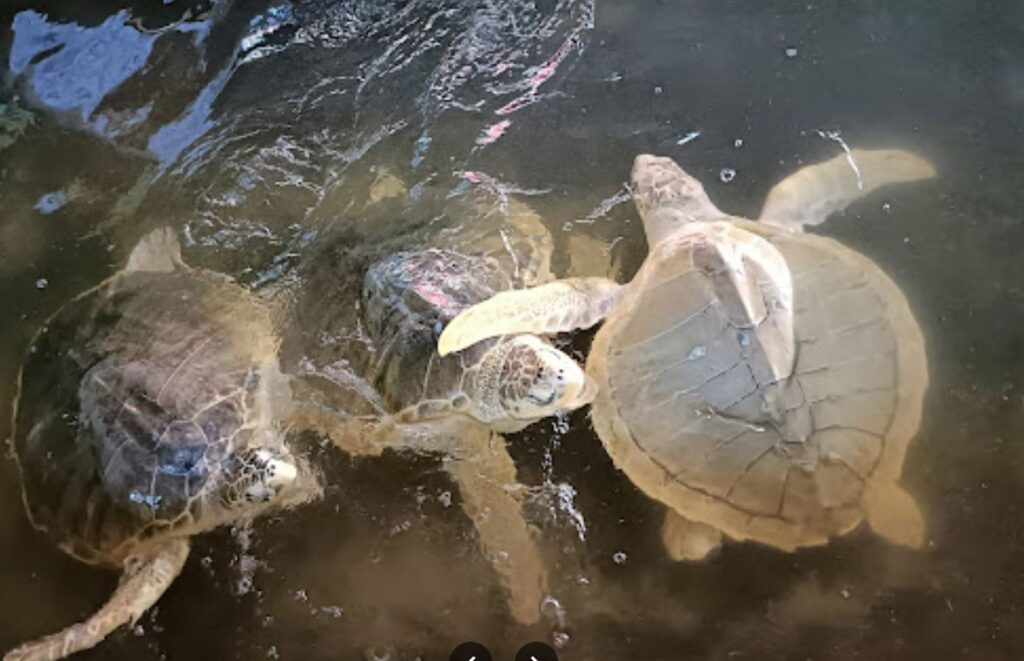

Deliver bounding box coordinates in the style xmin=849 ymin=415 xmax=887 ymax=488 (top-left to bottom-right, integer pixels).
xmin=515 ymin=641 xmax=558 ymax=661
xmin=449 ymin=641 xmax=492 ymax=661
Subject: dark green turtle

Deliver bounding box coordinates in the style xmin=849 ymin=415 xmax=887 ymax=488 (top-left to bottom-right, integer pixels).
xmin=352 ymin=247 xmax=592 ymax=623
xmin=6 ymin=229 xmax=321 ymax=661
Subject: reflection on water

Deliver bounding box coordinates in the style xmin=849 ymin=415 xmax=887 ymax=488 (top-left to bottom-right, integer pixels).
xmin=0 ymin=0 xmax=1022 ymax=659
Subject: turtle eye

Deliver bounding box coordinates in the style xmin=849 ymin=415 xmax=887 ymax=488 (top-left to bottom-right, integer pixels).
xmin=526 ymin=380 xmax=557 ymax=406
xmin=527 ymin=391 xmax=556 ymax=406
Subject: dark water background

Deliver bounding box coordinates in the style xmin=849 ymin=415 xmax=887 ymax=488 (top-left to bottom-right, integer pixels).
xmin=1 ymin=1 xmax=1023 ymax=659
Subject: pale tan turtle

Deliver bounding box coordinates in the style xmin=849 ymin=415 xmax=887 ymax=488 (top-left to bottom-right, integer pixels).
xmin=6 ymin=229 xmax=323 ymax=661
xmin=438 ymin=148 xmax=935 ymax=559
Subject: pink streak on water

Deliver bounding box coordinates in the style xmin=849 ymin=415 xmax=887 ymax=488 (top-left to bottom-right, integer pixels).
xmin=496 ymin=34 xmax=578 ymax=116
xmin=476 ymin=119 xmax=512 ymax=146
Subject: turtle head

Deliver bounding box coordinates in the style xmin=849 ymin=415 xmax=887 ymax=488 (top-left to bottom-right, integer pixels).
xmin=631 ymin=154 xmax=722 ymax=246
xmin=493 ymin=335 xmax=595 ymax=423
xmin=220 ymin=445 xmax=299 ymax=511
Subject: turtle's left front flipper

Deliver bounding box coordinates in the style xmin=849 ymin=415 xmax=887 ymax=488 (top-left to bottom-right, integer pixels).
xmin=438 ymin=277 xmax=624 ymax=357
xmin=444 ymin=424 xmax=547 ymax=625
xmin=759 ymin=148 xmax=936 ymax=231
xmin=4 ymin=539 xmax=189 ymax=661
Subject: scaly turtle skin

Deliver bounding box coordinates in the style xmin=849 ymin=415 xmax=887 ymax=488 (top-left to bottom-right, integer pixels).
xmin=438 ymin=148 xmax=934 ymax=558
xmin=6 ymin=229 xmax=320 ymax=661
xmin=352 ymin=248 xmax=592 ymax=624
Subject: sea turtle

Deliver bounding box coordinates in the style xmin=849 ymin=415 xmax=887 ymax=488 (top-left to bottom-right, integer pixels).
xmin=284 ymin=174 xmax=597 ymax=623
xmin=329 ymin=245 xmax=593 ymax=625
xmin=438 ymin=148 xmax=935 ymax=559
xmin=6 ymin=228 xmax=322 ymax=661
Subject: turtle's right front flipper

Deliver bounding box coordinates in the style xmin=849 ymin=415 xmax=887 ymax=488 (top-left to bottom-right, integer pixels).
xmin=444 ymin=425 xmax=547 ymax=625
xmin=437 ymin=277 xmax=624 ymax=357
xmin=758 ymin=148 xmax=935 ymax=231
xmin=4 ymin=539 xmax=189 ymax=661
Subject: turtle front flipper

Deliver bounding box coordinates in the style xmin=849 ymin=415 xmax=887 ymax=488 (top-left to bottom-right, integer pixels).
xmin=676 ymin=222 xmax=796 ymax=381
xmin=287 ymin=405 xmax=404 ymax=457
xmin=444 ymin=425 xmax=547 ymax=625
xmin=437 ymin=277 xmax=624 ymax=357
xmin=124 ymin=227 xmax=187 ymax=273
xmin=759 ymin=148 xmax=936 ymax=231
xmin=5 ymin=539 xmax=189 ymax=661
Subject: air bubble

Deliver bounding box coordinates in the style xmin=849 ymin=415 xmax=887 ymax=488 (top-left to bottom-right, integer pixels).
xmin=719 ymin=168 xmax=736 ymax=183
xmin=35 ymin=278 xmax=48 ymax=290
xmin=612 ymin=551 xmax=628 ymax=565
xmin=320 ymin=605 xmax=343 ymax=618
xmin=785 ymin=47 xmax=799 ymax=58
xmin=236 ymin=575 xmax=253 ymax=595
xmin=734 ymin=138 xmax=744 ymax=148
xmin=541 ymin=595 xmax=567 ymax=626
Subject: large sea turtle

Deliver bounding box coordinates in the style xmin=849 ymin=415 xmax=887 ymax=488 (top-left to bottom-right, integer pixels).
xmin=6 ymin=229 xmax=322 ymax=661
xmin=438 ymin=148 xmax=935 ymax=558
xmin=285 ymin=174 xmax=597 ymax=623
xmin=355 ymin=247 xmax=592 ymax=622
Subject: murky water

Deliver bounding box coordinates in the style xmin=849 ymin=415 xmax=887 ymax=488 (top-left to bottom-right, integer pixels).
xmin=1 ymin=1 xmax=1023 ymax=659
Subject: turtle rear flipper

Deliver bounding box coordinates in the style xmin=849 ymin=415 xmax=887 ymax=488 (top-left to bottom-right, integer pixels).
xmin=5 ymin=539 xmax=189 ymax=661
xmin=862 ymin=480 xmax=925 ymax=549
xmin=661 ymin=510 xmax=722 ymax=561
xmin=759 ymin=149 xmax=936 ymax=231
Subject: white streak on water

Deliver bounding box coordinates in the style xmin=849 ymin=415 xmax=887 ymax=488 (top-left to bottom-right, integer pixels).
xmin=816 ymin=129 xmax=863 ymax=190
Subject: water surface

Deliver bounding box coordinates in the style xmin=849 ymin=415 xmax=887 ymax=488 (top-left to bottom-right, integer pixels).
xmin=1 ymin=1 xmax=1022 ymax=659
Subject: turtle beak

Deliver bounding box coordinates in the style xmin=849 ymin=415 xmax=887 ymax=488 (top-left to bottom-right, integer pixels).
xmin=632 ymin=153 xmax=667 ymax=173
xmin=557 ymin=361 xmax=597 ymax=410
xmin=240 ymin=449 xmax=299 ymax=503
xmin=579 ymin=374 xmax=599 ymax=406
xmin=631 ymin=153 xmax=676 ymax=187
xmin=266 ymin=459 xmax=298 ymax=491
